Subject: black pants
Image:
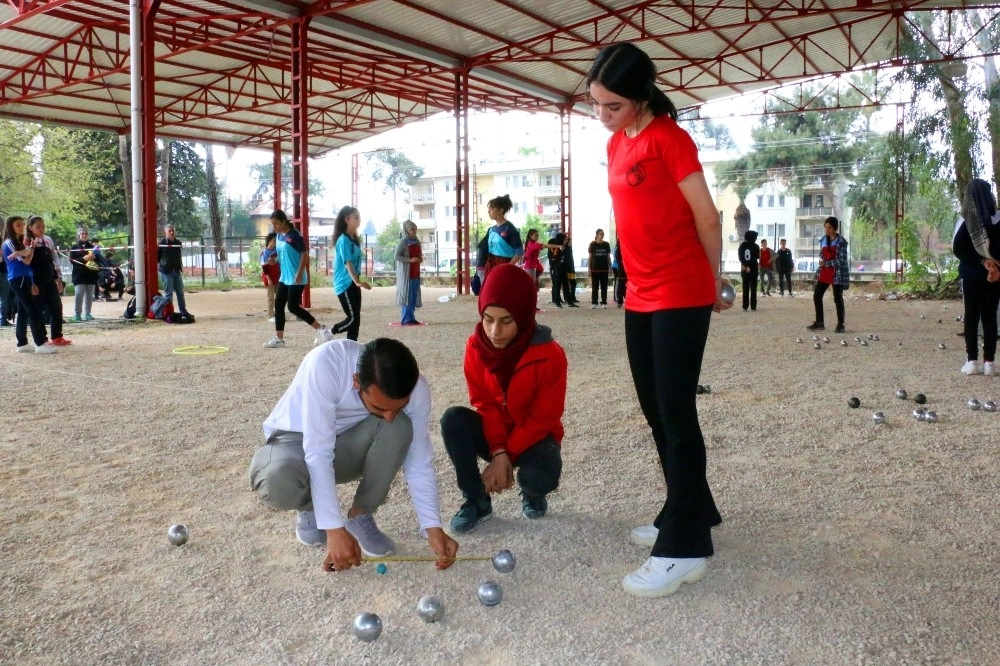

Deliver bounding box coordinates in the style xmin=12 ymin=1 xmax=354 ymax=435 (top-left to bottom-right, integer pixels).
xmin=813 ymin=282 xmax=845 ymax=326
xmin=625 ymin=306 xmax=721 ymax=558
xmin=9 ymin=276 xmax=48 ymax=347
xmin=614 ymin=274 xmax=627 ymax=305
xmin=549 ymin=266 xmax=564 ymax=305
xmin=333 ymin=283 xmax=362 ymax=341
xmin=274 ymin=283 xmax=315 ymax=332
xmin=962 ymin=276 xmax=1000 ymax=362
xmin=742 ymin=270 xmax=758 ymax=310
xmin=591 ymin=272 xmax=609 ymax=305
xmin=34 ymin=280 xmax=63 ymax=340
xmin=560 ymin=269 xmax=577 ymax=304
xmin=440 ymin=406 xmax=562 ymax=502
xmin=0 ymin=270 xmax=13 ymax=322
xmin=777 ymin=269 xmax=793 ymax=295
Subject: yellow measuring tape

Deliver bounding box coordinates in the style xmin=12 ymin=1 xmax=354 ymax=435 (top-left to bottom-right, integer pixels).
xmin=172 ymin=345 xmax=230 ymax=355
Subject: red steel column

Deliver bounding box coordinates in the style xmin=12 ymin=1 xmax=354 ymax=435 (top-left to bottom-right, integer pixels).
xmin=559 ymin=104 xmax=572 ymax=236
xmin=455 ymin=71 xmax=470 ymax=294
xmin=141 ymin=0 xmax=160 ymax=299
xmin=290 ymin=17 xmax=311 ymax=306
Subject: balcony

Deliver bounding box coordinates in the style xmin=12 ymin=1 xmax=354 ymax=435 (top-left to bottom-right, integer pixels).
xmin=412 ymin=191 xmax=435 ymax=203
xmin=795 ymin=207 xmax=833 ymax=218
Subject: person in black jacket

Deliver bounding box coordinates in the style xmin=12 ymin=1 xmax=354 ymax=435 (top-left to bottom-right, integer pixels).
xmin=737 ymin=230 xmax=759 ymax=311
xmin=953 ymin=178 xmax=1000 ymax=376
xmin=26 ymin=216 xmax=70 ymax=345
xmin=775 ymin=238 xmax=794 ymax=297
xmin=70 ymin=227 xmax=99 ymax=321
xmin=546 ymin=231 xmax=566 ymax=308
xmin=157 ymin=224 xmax=189 ymax=316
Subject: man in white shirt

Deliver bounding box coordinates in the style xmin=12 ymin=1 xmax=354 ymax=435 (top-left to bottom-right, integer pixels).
xmin=249 ymin=338 xmax=459 ymax=572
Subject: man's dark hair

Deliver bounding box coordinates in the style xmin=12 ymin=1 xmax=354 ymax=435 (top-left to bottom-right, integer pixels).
xmin=356 ymin=338 xmax=419 ymax=399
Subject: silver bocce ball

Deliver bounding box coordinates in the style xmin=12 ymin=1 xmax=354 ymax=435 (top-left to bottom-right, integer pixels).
xmin=167 ymin=524 xmax=189 ymax=546
xmin=895 ymin=389 xmax=908 ymax=400
xmin=814 ymin=343 xmax=822 ymax=350
xmin=476 ymin=580 xmax=503 ymax=607
xmin=353 ymin=612 xmax=383 ymax=642
xmin=720 ymin=283 xmax=736 ymax=305
xmin=702 ymin=384 xmax=712 ymax=394
xmin=968 ymin=398 xmax=982 ymax=411
xmin=924 ymin=411 xmax=939 ymax=423
xmin=841 ymin=339 xmax=848 ymax=346
xmin=860 ymin=340 xmax=869 ymax=347
xmin=416 ymin=595 xmax=445 ymax=623
xmin=938 ymin=343 xmax=947 ymax=350
xmin=872 ymin=411 xmax=887 ymax=425
xmin=823 ymin=336 xmax=831 ymax=343
xmin=873 ymin=335 xmax=880 ymax=341
xmin=984 ymin=400 xmax=997 ymax=413
xmin=796 ymin=338 xmax=803 ymax=343
xmin=912 ymin=408 xmax=927 ymax=421
xmin=492 ymin=549 xmax=517 ymax=574
xmin=812 ymin=335 xmax=820 ymax=342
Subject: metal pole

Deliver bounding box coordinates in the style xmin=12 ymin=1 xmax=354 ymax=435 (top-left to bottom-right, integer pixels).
xmin=129 ymin=0 xmax=146 ymax=314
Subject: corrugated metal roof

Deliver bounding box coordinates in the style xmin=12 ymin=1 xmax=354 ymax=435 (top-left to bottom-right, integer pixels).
xmin=0 ymin=0 xmax=996 ymax=154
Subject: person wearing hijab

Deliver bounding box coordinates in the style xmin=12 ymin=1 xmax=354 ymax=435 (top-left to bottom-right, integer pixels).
xmin=952 ymin=178 xmax=1000 ymax=376
xmin=394 ymin=219 xmax=423 ymax=325
xmin=440 ymin=263 xmax=566 ymax=533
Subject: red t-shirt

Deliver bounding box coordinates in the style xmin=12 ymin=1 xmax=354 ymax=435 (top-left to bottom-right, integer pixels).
xmin=760 ymin=247 xmax=773 ymax=270
xmin=607 ymin=115 xmax=715 ymax=311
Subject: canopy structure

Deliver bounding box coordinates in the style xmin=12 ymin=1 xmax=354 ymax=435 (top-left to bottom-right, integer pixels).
xmin=2 ymin=0 xmax=997 ymax=303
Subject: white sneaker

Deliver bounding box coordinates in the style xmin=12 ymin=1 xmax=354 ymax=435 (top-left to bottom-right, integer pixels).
xmin=16 ymin=344 xmax=34 ymax=354
xmin=267 ymin=316 xmax=275 ymax=323
xmin=313 ymin=326 xmax=335 ymax=346
xmin=630 ymin=524 xmax=658 ymax=547
xmin=961 ymin=360 xmax=983 ymax=375
xmin=984 ymin=362 xmax=995 ymax=377
xmin=263 ymin=337 xmax=285 ymax=349
xmin=622 ymin=556 xmax=707 ymax=598
xmin=34 ymin=343 xmax=58 ymax=354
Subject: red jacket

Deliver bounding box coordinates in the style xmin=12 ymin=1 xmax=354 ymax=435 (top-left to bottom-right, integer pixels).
xmin=463 ymin=328 xmax=566 ymax=462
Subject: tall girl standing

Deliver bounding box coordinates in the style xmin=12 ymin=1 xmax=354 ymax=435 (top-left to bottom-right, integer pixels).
xmin=26 ymin=216 xmax=71 ymax=346
xmin=587 ymin=42 xmax=732 ymax=597
xmin=263 ymin=210 xmax=333 ymax=349
xmin=2 ymin=216 xmax=57 ymax=353
xmin=331 ymin=205 xmax=371 ymax=341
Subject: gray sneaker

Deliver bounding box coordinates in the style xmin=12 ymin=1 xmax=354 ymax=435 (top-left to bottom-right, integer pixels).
xmin=345 ymin=513 xmax=395 ymax=557
xmin=295 ymin=510 xmax=326 ymax=547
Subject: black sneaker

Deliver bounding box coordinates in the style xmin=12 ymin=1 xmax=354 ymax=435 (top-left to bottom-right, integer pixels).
xmin=449 ymin=497 xmax=492 ymax=534
xmin=806 ymin=322 xmax=825 ymax=331
xmin=521 ymin=493 xmax=548 ymax=519
xmin=834 ymin=324 xmax=846 ymax=333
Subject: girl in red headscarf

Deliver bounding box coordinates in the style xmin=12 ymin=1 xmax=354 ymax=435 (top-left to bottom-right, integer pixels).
xmin=441 ymin=263 xmax=566 ymax=533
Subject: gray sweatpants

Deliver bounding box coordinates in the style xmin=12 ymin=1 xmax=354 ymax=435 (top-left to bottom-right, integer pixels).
xmin=248 ymin=413 xmax=412 ymax=516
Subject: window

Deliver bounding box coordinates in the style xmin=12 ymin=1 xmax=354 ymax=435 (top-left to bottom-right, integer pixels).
xmin=428 ymin=208 xmax=435 ymax=219
xmin=767 ymin=195 xmax=775 ymax=208
xmin=513 ymin=202 xmax=521 ymax=213
xmin=756 ymin=224 xmax=766 ymax=236
xmin=778 ymin=195 xmax=786 ymax=207
xmin=445 ymin=230 xmax=453 ymax=242
xmin=521 ymin=174 xmax=532 ymax=187
xmin=815 ymin=194 xmax=824 ymax=207
xmin=428 ymin=232 xmax=435 ymax=242
xmin=756 ymin=195 xmax=764 ymax=208
xmin=541 ymin=174 xmax=556 ymax=188
xmin=444 ymin=180 xmax=454 ymax=192
xmin=802 ymin=194 xmax=812 ymax=208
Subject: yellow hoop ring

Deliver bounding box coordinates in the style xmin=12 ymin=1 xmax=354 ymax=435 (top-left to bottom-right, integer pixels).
xmin=172 ymin=345 xmax=230 ymax=355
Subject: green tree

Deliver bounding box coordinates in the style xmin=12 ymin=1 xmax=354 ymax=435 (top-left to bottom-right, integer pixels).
xmin=247 ymin=157 xmax=326 ymax=213
xmin=374 ymin=219 xmax=403 ymax=265
xmin=365 ymin=148 xmax=424 ymax=218
xmin=164 ymin=141 xmax=208 ymax=238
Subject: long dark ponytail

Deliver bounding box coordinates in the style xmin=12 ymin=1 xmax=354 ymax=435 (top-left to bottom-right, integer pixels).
xmin=585 ymin=42 xmax=678 ymax=120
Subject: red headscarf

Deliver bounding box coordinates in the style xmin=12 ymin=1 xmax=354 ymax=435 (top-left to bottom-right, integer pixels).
xmin=472 ymin=263 xmax=537 ymax=391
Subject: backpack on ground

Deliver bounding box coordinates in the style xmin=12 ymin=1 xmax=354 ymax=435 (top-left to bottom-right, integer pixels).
xmin=148 ymin=294 xmax=174 ymax=320
xmin=124 ymin=296 xmax=137 ymax=319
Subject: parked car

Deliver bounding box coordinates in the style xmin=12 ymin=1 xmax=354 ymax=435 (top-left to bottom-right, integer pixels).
xmin=795 ymin=258 xmax=819 ymax=273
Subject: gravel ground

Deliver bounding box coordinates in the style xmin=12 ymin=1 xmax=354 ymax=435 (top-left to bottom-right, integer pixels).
xmin=1 ymin=284 xmax=998 ymax=665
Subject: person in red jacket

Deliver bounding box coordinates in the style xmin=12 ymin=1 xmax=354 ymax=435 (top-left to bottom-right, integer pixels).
xmin=441 ymin=262 xmax=566 ymax=533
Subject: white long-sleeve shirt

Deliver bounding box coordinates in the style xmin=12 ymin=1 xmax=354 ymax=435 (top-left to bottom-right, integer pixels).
xmin=262 ymin=340 xmax=442 ymax=532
